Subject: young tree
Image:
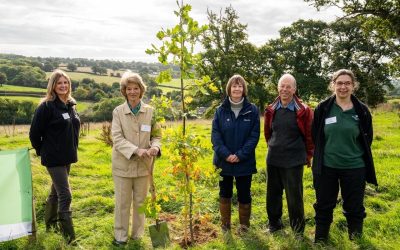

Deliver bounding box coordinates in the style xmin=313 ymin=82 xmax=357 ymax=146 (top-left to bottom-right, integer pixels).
xmin=146 ymin=0 xmax=208 ymax=245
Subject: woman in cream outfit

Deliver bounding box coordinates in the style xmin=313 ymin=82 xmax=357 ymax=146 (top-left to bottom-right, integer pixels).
xmin=111 ymin=71 xmax=161 ymax=246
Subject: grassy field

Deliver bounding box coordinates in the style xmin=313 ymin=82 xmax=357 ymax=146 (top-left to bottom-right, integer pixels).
xmin=46 ymin=71 xmax=180 ymax=94
xmin=58 ymin=66 xmax=125 ymax=76
xmin=0 ymin=96 xmax=92 ymax=113
xmin=0 ymin=109 xmax=399 ymax=249
xmin=46 ymin=72 xmax=120 ymax=85
xmin=0 ymin=84 xmax=46 ymax=93
xmin=158 ymin=78 xmax=194 ymax=93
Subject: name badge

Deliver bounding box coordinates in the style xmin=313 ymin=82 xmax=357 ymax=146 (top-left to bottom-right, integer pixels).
xmin=62 ymin=113 xmax=70 ymax=120
xmin=325 ymin=116 xmax=337 ymax=125
xmin=141 ymin=124 xmax=151 ymax=132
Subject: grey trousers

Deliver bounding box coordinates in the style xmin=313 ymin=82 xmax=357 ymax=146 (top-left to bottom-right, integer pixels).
xmin=46 ymin=165 xmax=72 ymax=213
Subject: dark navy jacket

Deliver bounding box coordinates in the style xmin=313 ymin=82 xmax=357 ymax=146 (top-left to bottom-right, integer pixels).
xmin=29 ymin=96 xmax=80 ymax=167
xmin=211 ymin=97 xmax=260 ymax=176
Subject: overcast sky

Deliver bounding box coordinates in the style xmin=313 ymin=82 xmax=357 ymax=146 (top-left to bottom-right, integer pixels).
xmin=0 ymin=0 xmax=341 ymax=63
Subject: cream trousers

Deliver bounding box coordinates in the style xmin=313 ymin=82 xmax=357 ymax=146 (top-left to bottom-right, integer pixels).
xmin=113 ymin=174 xmax=149 ymax=242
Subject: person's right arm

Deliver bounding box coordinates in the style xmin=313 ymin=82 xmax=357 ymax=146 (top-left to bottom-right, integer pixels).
xmin=211 ymin=110 xmax=231 ymax=162
xmin=311 ymin=104 xmax=321 ymax=143
xmin=111 ymin=108 xmax=140 ymax=159
xmin=29 ymin=103 xmax=49 ymax=156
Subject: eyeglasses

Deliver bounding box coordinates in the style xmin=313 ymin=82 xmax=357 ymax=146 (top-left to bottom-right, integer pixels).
xmin=335 ymin=81 xmax=352 ymax=87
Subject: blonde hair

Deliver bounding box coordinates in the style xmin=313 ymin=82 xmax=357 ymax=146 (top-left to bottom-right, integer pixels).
xmin=226 ymin=74 xmax=248 ymax=97
xmin=328 ymin=69 xmax=360 ymax=92
xmin=42 ymin=69 xmax=74 ymax=103
xmin=120 ymin=71 xmax=146 ymax=99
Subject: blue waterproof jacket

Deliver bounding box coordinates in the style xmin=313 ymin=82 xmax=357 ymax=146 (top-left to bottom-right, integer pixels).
xmin=211 ymin=97 xmax=260 ymax=176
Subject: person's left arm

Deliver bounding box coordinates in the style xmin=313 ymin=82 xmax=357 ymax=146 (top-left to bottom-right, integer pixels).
xmin=364 ymin=107 xmax=373 ymax=146
xmin=235 ymin=106 xmax=260 ymax=161
xmin=304 ymin=106 xmax=314 ymax=167
xmin=148 ymin=112 xmax=162 ymax=157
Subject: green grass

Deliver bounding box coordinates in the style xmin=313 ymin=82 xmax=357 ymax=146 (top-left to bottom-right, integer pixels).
xmin=0 ymin=84 xmax=46 ymax=93
xmin=161 ymin=78 xmax=182 ymax=88
xmin=0 ymin=96 xmax=93 ymax=113
xmin=46 ymin=72 xmax=120 ymax=85
xmin=0 ymin=110 xmax=399 ymax=249
xmin=46 ymin=69 xmax=185 ymax=93
xmin=158 ymin=78 xmax=193 ymax=93
xmin=387 ymin=98 xmax=400 ymax=104
xmin=0 ymin=96 xmax=44 ymax=103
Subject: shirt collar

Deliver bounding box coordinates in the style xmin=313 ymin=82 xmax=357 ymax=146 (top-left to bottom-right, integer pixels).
xmin=276 ymin=98 xmax=296 ymax=111
xmin=128 ymin=101 xmax=141 ymax=115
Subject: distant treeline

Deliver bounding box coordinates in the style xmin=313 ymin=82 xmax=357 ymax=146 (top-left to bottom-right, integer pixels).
xmin=0 ymin=53 xmax=181 ymax=77
xmin=0 ymin=56 xmax=180 ymax=124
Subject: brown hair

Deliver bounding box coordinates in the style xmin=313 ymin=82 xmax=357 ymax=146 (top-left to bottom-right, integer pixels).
xmin=328 ymin=69 xmax=360 ymax=92
xmin=225 ymin=74 xmax=248 ymax=97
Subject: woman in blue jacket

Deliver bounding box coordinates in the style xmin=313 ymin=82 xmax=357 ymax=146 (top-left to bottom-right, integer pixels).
xmin=29 ymin=69 xmax=80 ymax=244
xmin=211 ymin=74 xmax=260 ymax=233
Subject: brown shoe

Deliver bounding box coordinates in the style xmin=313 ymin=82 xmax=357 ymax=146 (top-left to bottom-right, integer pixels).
xmin=238 ymin=202 xmax=251 ymax=233
xmin=219 ymin=197 xmax=231 ymax=231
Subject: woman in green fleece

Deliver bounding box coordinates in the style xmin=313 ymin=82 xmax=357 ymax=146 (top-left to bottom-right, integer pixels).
xmin=311 ymin=69 xmax=376 ymax=243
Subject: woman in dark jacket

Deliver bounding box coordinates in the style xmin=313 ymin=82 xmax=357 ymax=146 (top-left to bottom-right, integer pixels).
xmin=29 ymin=69 xmax=80 ymax=244
xmin=312 ymin=69 xmax=376 ymax=243
xmin=211 ymin=74 xmax=260 ymax=233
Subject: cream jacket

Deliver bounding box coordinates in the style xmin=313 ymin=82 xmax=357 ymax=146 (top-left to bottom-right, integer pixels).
xmin=111 ymin=101 xmax=161 ymax=177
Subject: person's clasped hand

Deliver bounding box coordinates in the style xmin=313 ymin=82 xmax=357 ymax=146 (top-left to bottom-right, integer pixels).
xmin=146 ymin=147 xmax=159 ymax=157
xmin=136 ymin=148 xmax=148 ymax=158
xmin=226 ymin=154 xmax=240 ymax=163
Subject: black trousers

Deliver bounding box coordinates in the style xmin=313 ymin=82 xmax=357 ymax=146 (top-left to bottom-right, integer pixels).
xmin=266 ymin=165 xmax=305 ymax=232
xmin=46 ymin=165 xmax=72 ymax=213
xmin=219 ymin=175 xmax=252 ymax=204
xmin=313 ymin=166 xmax=366 ymax=227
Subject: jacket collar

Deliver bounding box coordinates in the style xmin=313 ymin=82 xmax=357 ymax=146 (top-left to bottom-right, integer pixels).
xmin=221 ymin=96 xmax=251 ymax=110
xmin=324 ymin=94 xmax=363 ymax=109
xmin=54 ymin=95 xmax=75 ymax=110
xmin=267 ymin=95 xmax=304 ymax=112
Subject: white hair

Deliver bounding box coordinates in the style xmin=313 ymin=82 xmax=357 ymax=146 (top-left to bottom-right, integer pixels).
xmin=278 ymin=73 xmax=297 ymax=89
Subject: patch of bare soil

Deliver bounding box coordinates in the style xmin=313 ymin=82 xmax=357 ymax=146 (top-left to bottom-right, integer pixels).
xmin=156 ymin=213 xmax=218 ymax=248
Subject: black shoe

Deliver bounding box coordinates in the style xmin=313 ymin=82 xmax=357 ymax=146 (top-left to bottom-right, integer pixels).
xmin=267 ymin=220 xmax=283 ymax=233
xmin=112 ymin=239 xmax=127 ymax=247
xmin=58 ymin=212 xmax=75 ymax=244
xmin=44 ymin=200 xmax=58 ymax=232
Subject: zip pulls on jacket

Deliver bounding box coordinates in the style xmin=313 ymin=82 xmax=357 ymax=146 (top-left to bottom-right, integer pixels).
xmin=226 ymin=109 xmax=253 ymax=122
